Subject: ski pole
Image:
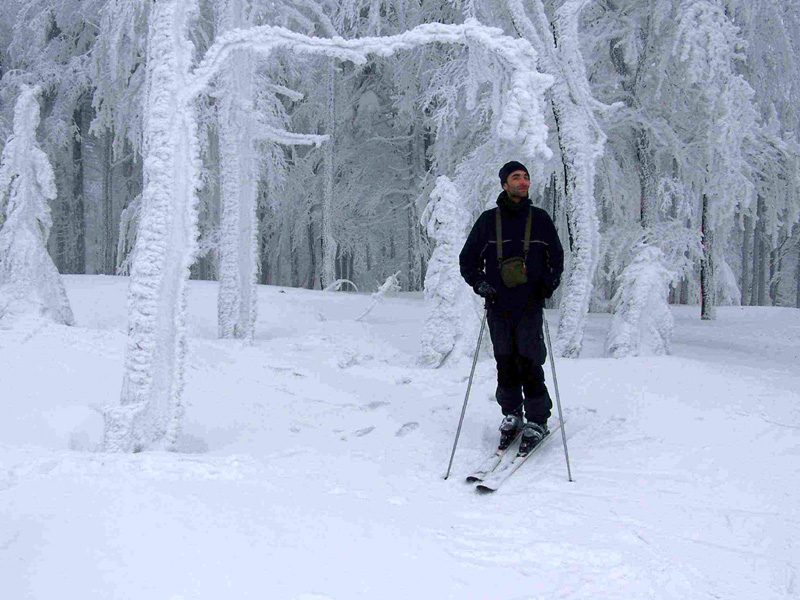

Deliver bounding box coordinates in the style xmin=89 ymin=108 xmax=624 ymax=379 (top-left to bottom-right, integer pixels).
xmin=543 ymin=312 xmax=573 ymax=482
xmin=444 ymin=309 xmax=488 ymax=480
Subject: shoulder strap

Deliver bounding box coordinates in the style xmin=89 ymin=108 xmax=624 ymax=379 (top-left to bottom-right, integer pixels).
xmin=496 ymin=207 xmax=533 ymax=261
xmin=522 ymin=207 xmax=533 ymax=259
xmin=495 ymin=209 xmax=503 ymax=263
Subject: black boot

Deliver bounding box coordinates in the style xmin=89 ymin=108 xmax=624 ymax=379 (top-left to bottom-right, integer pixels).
xmin=518 ymin=421 xmax=548 ymax=456
xmin=498 ymin=414 xmax=523 ymax=450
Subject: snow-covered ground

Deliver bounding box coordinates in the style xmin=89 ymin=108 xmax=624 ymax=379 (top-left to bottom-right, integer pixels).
xmin=1 ymin=275 xmax=798 ymax=599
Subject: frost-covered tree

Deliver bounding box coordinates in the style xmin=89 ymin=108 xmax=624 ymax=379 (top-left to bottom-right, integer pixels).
xmin=605 ymin=245 xmax=674 ymax=358
xmin=0 ymin=84 xmax=73 ymax=325
xmin=579 ymin=0 xmax=796 ymax=314
xmin=673 ymin=0 xmax=758 ymax=320
xmin=2 ymin=0 xmax=126 ymax=276
xmin=103 ymin=0 xmax=204 ymax=452
xmin=506 ymin=0 xmax=610 ymax=357
xmin=215 ymin=1 xmax=302 ymax=336
xmin=215 ymin=0 xmax=261 ymax=340
xmin=418 ymin=176 xmax=477 ymax=367
xmin=104 ymin=11 xmax=553 ymax=452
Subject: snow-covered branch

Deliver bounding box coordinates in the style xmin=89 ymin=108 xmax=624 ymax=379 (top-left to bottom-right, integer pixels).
xmin=189 ymin=19 xmax=553 ymax=160
xmin=356 ymin=271 xmax=401 ymax=322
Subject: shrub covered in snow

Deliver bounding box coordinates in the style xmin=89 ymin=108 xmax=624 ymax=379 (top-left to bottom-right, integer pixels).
xmin=605 ymin=245 xmax=674 ymax=358
xmin=418 ymin=176 xmax=478 ymax=367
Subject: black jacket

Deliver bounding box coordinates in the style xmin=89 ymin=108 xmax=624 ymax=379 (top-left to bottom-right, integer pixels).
xmin=459 ymin=191 xmax=564 ymax=311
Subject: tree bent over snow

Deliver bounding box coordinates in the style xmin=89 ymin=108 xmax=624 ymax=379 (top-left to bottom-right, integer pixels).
xmin=106 ymin=6 xmax=554 ymax=452
xmin=0 ymin=85 xmax=74 ymax=326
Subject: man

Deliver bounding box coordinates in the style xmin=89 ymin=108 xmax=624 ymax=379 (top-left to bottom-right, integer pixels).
xmin=459 ymin=161 xmax=564 ymax=456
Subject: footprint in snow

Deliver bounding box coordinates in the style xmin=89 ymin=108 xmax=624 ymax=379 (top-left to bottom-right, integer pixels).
xmin=364 ymin=400 xmax=390 ymax=410
xmin=395 ymin=422 xmax=419 ymax=437
xmin=354 ymin=426 xmax=375 ymax=437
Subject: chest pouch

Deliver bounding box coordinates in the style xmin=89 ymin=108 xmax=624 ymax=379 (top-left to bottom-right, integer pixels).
xmin=496 ymin=208 xmax=533 ymax=289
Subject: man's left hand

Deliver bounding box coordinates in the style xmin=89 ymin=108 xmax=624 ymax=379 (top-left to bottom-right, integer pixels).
xmin=541 ymin=276 xmax=560 ymax=299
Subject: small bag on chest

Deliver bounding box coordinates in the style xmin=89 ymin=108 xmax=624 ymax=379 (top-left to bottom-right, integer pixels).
xmin=496 ymin=208 xmax=532 ymax=289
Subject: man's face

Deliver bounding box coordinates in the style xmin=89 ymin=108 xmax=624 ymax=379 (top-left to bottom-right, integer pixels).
xmin=502 ymin=170 xmax=530 ymax=200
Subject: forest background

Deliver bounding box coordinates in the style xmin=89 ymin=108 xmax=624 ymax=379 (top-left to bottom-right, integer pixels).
xmin=0 ymin=0 xmax=799 ymax=449
xmin=2 ymin=0 xmax=799 ymax=309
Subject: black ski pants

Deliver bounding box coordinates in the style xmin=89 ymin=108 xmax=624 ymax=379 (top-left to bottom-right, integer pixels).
xmin=487 ymin=305 xmax=552 ymax=425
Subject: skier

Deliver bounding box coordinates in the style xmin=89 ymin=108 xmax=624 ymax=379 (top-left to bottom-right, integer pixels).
xmin=459 ymin=161 xmax=564 ymax=456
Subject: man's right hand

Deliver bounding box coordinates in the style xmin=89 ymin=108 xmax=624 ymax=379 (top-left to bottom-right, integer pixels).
xmin=474 ymin=280 xmax=498 ymax=303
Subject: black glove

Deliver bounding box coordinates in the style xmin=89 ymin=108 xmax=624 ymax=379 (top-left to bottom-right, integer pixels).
xmin=541 ymin=276 xmax=560 ymax=299
xmin=474 ymin=280 xmax=498 ymax=303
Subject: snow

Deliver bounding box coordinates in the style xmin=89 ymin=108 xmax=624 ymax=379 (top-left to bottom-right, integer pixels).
xmin=1 ymin=275 xmax=799 ymax=599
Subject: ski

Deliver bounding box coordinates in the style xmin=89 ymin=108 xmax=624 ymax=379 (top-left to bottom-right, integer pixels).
xmin=464 ymin=431 xmax=523 ymax=483
xmin=475 ymin=421 xmax=563 ymax=493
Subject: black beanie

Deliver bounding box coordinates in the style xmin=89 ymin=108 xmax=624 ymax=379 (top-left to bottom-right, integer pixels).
xmin=499 ymin=161 xmax=529 ymax=185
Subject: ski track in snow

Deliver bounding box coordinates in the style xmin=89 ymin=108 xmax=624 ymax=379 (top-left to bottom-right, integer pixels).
xmin=1 ymin=276 xmax=798 ymax=599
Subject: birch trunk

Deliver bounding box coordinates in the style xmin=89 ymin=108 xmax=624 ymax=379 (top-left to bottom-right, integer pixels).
xmin=80 ymin=99 xmax=111 ymax=275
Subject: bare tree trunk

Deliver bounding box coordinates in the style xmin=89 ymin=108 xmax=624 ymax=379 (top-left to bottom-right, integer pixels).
xmin=700 ymin=193 xmax=715 ymax=320
xmin=321 ymin=58 xmax=337 ymax=288
xmin=102 ymin=131 xmax=115 ymax=274
xmin=306 ymin=220 xmax=316 ymax=289
xmin=60 ymin=105 xmax=85 ymax=274
xmin=741 ymin=212 xmax=753 ymax=305
xmin=348 ymin=252 xmax=355 ymax=287
xmin=796 ymin=241 xmax=800 ymax=308
xmin=754 ymin=196 xmax=768 ymax=306
xmin=80 ymin=98 xmax=109 ymax=275
xmin=406 ymin=201 xmax=417 ymax=291
xmin=769 ymin=245 xmax=777 ymax=306
xmin=635 ymin=128 xmax=657 ymax=230
xmin=290 ymin=230 xmax=299 ymax=288
xmin=679 ymin=276 xmax=690 ymax=305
